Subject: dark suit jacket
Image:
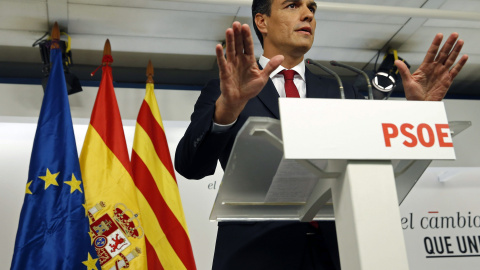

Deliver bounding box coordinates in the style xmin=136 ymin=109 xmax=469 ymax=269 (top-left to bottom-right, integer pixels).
xmin=175 ymin=66 xmax=364 ymax=270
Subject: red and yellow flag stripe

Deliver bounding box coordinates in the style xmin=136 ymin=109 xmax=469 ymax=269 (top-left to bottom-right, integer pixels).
xmin=132 ymin=83 xmax=196 ymax=270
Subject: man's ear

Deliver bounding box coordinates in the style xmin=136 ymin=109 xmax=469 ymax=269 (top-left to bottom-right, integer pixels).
xmin=255 ymin=13 xmax=268 ymax=35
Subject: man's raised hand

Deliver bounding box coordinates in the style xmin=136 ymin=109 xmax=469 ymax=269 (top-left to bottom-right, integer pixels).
xmin=395 ymin=32 xmax=468 ymax=101
xmin=214 ymin=22 xmax=283 ymax=124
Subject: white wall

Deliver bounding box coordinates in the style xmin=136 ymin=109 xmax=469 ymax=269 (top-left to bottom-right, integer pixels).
xmin=0 ymin=84 xmax=200 ymax=121
xmin=1 ymin=83 xmax=480 ymax=269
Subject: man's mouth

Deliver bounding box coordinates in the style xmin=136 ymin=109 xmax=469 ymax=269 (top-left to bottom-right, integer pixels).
xmin=296 ymin=26 xmax=312 ymax=35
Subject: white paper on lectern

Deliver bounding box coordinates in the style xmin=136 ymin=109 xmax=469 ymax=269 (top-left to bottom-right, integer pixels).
xmin=264 ymin=159 xmax=328 ymax=202
xmin=279 ymin=99 xmax=455 ymax=160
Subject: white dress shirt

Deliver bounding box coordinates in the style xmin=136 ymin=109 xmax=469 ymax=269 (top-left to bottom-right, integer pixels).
xmin=258 ymin=55 xmax=307 ymax=98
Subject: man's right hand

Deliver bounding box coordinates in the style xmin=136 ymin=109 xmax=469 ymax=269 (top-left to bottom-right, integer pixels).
xmin=214 ymin=21 xmax=284 ymax=125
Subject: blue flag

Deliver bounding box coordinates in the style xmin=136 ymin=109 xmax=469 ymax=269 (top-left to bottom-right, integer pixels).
xmin=11 ymin=44 xmax=100 ymax=270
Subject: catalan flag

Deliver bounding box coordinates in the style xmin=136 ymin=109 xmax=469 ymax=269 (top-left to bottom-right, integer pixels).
xmin=131 ymin=62 xmax=196 ymax=269
xmin=11 ymin=26 xmax=100 ymax=270
xmin=79 ymin=40 xmax=147 ymax=269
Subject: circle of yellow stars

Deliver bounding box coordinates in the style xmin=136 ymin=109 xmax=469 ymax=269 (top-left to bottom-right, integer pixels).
xmin=26 ymin=168 xmax=83 ymax=194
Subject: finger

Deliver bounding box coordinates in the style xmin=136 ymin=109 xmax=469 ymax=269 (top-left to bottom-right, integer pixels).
xmin=224 ymin=28 xmax=235 ymax=61
xmin=233 ymin=22 xmax=244 ymax=56
xmin=242 ymin=24 xmax=255 ymax=56
xmin=449 ymin=54 xmax=469 ymax=80
xmin=262 ymin=55 xmax=284 ymax=77
xmin=394 ymin=60 xmax=412 ymax=84
xmin=215 ymin=44 xmax=227 ymax=72
xmin=435 ymin=32 xmax=459 ymax=64
xmin=444 ymin=39 xmax=464 ymax=68
xmin=423 ymin=33 xmax=443 ymax=64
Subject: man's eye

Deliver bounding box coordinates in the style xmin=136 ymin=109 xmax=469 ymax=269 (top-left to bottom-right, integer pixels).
xmin=287 ymin=4 xmax=296 ymax=8
xmin=309 ymin=7 xmax=316 ymax=13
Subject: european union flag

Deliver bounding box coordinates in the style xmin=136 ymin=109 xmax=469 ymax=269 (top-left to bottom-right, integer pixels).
xmin=11 ymin=42 xmax=100 ymax=269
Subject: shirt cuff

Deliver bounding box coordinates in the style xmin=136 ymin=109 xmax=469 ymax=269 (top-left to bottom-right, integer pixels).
xmin=211 ymin=119 xmax=237 ymax=133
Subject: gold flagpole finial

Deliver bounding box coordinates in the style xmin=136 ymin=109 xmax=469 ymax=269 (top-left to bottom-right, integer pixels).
xmin=103 ymin=39 xmax=111 ymax=56
xmin=51 ymin=22 xmax=60 ymax=49
xmin=102 ymin=39 xmax=113 ymax=66
xmin=146 ymin=60 xmax=154 ymax=84
xmin=91 ymin=39 xmax=114 ymax=76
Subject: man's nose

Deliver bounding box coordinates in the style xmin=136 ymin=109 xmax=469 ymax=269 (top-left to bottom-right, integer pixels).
xmin=301 ymin=6 xmax=314 ymax=22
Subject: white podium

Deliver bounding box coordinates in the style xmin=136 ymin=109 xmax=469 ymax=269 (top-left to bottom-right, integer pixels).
xmin=210 ymin=98 xmax=470 ymax=270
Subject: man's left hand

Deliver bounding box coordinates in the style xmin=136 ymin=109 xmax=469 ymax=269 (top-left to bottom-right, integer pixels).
xmin=395 ymin=32 xmax=469 ymax=101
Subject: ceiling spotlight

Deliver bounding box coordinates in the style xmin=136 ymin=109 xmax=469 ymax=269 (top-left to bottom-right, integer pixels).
xmin=371 ymin=49 xmax=410 ymax=99
xmin=33 ymin=30 xmax=83 ymax=95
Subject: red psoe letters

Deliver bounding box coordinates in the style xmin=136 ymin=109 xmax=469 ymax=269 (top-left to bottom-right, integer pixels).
xmin=382 ymin=123 xmax=453 ymax=148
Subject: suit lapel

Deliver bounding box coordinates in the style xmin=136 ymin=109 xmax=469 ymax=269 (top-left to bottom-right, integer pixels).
xmin=256 ymin=61 xmax=280 ymax=118
xmin=257 ymin=79 xmax=281 ymax=119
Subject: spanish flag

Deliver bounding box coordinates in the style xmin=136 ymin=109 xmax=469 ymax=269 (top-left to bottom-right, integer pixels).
xmin=79 ymin=40 xmax=147 ymax=269
xmin=131 ymin=61 xmax=196 ymax=269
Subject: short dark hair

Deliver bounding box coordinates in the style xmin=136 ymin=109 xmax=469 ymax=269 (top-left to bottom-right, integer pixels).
xmin=252 ymin=0 xmax=272 ymax=48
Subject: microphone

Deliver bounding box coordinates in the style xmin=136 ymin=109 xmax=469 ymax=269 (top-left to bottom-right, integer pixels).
xmin=330 ymin=61 xmax=373 ymax=100
xmin=306 ymin=58 xmax=345 ymax=99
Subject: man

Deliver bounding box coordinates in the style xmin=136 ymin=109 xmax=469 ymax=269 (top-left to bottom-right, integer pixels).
xmin=175 ymin=0 xmax=468 ymax=269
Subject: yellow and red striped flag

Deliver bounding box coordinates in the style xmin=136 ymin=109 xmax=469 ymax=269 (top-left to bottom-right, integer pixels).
xmin=80 ymin=40 xmax=147 ymax=269
xmin=131 ymin=61 xmax=196 ymax=269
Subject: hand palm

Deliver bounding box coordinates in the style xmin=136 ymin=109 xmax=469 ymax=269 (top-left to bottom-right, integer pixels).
xmin=214 ymin=22 xmax=283 ymax=124
xmin=219 ymin=53 xmax=270 ymax=104
xmin=396 ymin=33 xmax=468 ymax=101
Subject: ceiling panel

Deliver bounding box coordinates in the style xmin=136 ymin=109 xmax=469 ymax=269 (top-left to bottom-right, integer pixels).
xmin=423 ymin=0 xmax=480 ymax=29
xmin=315 ymin=0 xmax=428 ymax=25
xmin=69 ymin=0 xmax=239 ymax=14
xmin=317 ymin=11 xmax=410 ymax=25
xmin=398 ymin=27 xmax=480 ymax=56
xmin=0 ymin=1 xmax=48 ymax=32
xmin=69 ymin=34 xmax=218 ymax=56
xmin=67 ymin=3 xmax=236 ymax=41
xmin=322 ymin=0 xmax=427 ymax=6
xmin=313 ymin=21 xmax=403 ymax=50
xmin=0 ymin=29 xmax=47 ymax=48
xmin=439 ymin=0 xmax=480 ymax=13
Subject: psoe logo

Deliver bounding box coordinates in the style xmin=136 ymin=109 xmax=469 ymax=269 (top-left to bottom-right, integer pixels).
xmin=381 ymin=123 xmax=452 ymax=148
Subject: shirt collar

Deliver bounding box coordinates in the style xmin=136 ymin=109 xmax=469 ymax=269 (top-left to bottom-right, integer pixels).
xmin=259 ymin=55 xmax=306 ymax=82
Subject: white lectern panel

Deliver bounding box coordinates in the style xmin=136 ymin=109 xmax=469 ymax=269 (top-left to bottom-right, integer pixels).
xmin=279 ymin=98 xmax=455 ymax=160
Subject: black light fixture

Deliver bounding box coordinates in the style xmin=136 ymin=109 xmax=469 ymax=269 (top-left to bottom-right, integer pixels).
xmin=34 ymin=31 xmax=83 ymax=95
xmin=371 ymin=49 xmax=410 ymax=99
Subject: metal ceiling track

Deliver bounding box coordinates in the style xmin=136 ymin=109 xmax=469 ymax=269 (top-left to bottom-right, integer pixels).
xmin=171 ymin=1 xmax=480 ymax=21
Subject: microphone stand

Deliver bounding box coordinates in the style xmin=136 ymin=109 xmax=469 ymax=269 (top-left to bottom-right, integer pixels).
xmin=306 ymin=58 xmax=345 ymax=99
xmin=330 ymin=61 xmax=374 ymax=100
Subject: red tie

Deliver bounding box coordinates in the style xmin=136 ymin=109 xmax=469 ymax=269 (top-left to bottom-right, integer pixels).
xmin=280 ymin=70 xmax=300 ymax=98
